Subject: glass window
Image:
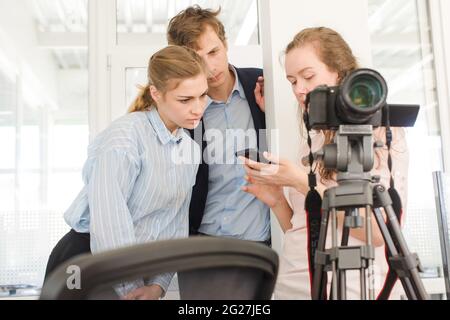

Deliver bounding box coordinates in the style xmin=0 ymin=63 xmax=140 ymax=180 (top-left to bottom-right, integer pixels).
xmin=50 ymin=125 xmax=89 ymax=169
xmin=0 ymin=127 xmax=15 ymax=170
xmin=126 ymin=67 xmax=148 ymax=109
xmin=116 ymin=0 xmax=260 ymax=46
xmin=0 ymin=71 xmax=16 ymax=170
xmin=20 ymin=125 xmax=41 ymax=170
xmin=369 ymin=0 xmax=443 ymax=271
xmin=0 ymin=174 xmax=15 ymax=212
xmin=0 ymin=0 xmax=88 ymax=294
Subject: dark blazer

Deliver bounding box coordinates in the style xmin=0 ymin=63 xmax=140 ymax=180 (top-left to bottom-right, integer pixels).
xmin=187 ymin=67 xmax=265 ymax=235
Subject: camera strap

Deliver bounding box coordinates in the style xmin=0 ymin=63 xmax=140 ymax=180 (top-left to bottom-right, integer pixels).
xmin=377 ymin=108 xmax=404 ymax=300
xmin=303 ymin=109 xmax=327 ymax=299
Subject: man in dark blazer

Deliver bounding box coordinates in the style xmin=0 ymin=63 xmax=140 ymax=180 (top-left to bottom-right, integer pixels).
xmin=167 ymin=5 xmax=270 ymax=246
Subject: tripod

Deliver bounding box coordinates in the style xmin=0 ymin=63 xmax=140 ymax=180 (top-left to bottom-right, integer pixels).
xmin=310 ymin=125 xmax=429 ymax=300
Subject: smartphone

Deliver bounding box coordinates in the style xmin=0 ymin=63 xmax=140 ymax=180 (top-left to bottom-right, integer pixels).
xmin=235 ymin=148 xmax=271 ymax=164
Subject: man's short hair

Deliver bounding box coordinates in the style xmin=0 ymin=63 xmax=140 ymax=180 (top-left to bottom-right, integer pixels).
xmin=167 ymin=5 xmax=227 ymax=49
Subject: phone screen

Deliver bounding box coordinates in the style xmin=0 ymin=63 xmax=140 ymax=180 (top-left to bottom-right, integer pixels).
xmin=235 ymin=148 xmax=271 ymax=164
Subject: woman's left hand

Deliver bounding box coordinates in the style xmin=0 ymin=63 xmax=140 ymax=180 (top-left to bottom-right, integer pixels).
xmin=123 ymin=284 xmax=164 ymax=300
xmin=239 ymin=152 xmax=309 ymax=194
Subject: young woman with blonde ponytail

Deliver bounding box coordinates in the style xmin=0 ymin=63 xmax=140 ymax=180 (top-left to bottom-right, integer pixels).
xmin=44 ymin=45 xmax=209 ymax=300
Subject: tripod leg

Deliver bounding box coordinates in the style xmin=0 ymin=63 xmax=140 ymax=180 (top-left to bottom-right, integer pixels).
xmin=341 ymin=210 xmax=352 ymax=246
xmin=373 ymin=185 xmax=429 ymax=299
xmin=373 ymin=208 xmax=417 ymax=300
xmin=360 ymin=268 xmax=367 ymax=300
xmin=365 ymin=205 xmax=376 ymax=300
xmin=311 ymin=206 xmax=331 ymax=300
xmin=337 ymin=209 xmax=352 ymax=300
xmin=384 ymin=205 xmax=428 ymax=299
xmin=339 ymin=270 xmax=347 ymax=300
xmin=331 ymin=208 xmax=338 ymax=300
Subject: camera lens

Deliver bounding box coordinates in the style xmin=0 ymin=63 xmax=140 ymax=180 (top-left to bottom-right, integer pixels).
xmin=348 ymin=75 xmax=383 ymax=109
xmin=338 ymin=68 xmax=387 ymax=123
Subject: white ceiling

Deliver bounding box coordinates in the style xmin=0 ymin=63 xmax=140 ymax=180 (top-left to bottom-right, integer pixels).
xmin=31 ymin=0 xmax=259 ymax=69
xmin=29 ymin=0 xmax=429 ymax=71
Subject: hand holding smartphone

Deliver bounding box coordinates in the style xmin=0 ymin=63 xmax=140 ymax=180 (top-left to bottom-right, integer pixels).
xmin=235 ymin=148 xmax=272 ymax=164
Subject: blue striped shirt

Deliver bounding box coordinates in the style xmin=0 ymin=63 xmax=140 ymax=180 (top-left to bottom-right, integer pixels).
xmin=64 ymin=108 xmax=200 ymax=296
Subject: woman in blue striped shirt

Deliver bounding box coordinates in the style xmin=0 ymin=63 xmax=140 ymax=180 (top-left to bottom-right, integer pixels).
xmin=44 ymin=46 xmax=209 ymax=300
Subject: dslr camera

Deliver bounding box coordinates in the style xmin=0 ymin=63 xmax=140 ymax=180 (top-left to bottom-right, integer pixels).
xmin=306 ymin=68 xmax=419 ymax=130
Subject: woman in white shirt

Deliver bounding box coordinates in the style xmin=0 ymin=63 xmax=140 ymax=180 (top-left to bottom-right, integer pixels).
xmin=245 ymin=27 xmax=409 ymax=300
xmin=44 ymin=45 xmax=209 ymax=300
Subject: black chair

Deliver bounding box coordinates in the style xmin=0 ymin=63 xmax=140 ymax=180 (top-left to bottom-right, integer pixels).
xmin=40 ymin=237 xmax=279 ymax=300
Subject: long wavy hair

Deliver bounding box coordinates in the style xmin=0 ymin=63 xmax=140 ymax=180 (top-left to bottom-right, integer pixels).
xmin=285 ymin=27 xmax=359 ymax=182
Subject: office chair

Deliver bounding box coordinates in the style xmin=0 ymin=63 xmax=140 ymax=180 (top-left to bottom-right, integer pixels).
xmin=40 ymin=237 xmax=279 ymax=300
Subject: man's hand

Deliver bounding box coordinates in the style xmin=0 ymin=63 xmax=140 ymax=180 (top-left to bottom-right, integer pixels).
xmin=123 ymin=284 xmax=164 ymax=300
xmin=254 ymin=76 xmax=265 ymax=112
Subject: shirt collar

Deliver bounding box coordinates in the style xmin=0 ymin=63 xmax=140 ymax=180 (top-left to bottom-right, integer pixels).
xmin=146 ymin=108 xmax=183 ymax=145
xmin=206 ymin=65 xmax=245 ymax=107
xmin=230 ymin=65 xmax=246 ymax=100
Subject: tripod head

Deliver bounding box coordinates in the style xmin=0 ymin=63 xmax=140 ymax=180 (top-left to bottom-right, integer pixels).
xmin=315 ymin=124 xmax=380 ymax=183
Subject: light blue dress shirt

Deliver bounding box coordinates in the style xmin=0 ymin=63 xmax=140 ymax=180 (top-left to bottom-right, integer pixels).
xmin=64 ymin=108 xmax=200 ymax=295
xmin=199 ymin=66 xmax=270 ymax=241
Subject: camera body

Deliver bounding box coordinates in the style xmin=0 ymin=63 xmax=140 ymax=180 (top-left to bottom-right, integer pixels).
xmin=307 ymin=68 xmax=388 ymax=130
xmin=308 ymin=85 xmax=383 ymax=130
xmin=306 ymin=68 xmax=421 ymax=130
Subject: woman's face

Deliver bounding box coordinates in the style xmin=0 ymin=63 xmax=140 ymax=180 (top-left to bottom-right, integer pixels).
xmin=285 ymin=44 xmax=339 ymax=109
xmin=151 ymin=73 xmax=208 ymax=132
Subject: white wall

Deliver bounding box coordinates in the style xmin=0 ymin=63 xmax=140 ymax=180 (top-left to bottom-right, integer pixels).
xmin=228 ymin=45 xmax=263 ymax=69
xmin=258 ymin=0 xmax=373 ymax=252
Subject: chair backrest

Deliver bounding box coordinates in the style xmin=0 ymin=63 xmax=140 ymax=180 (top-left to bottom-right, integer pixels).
xmin=40 ymin=237 xmax=279 ymax=300
xmin=432 ymin=171 xmax=450 ymax=299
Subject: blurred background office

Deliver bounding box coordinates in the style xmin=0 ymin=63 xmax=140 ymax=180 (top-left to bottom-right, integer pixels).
xmin=0 ymin=0 xmax=449 ymax=299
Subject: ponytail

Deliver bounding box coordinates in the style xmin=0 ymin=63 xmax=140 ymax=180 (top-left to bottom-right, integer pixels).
xmin=128 ymin=84 xmax=154 ymax=113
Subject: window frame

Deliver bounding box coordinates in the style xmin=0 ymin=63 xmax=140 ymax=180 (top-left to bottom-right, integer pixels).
xmin=428 ymin=0 xmax=450 ymax=171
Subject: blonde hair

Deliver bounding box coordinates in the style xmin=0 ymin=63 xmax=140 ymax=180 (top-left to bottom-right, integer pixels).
xmin=286 ymin=27 xmax=359 ymax=182
xmin=167 ymin=5 xmax=226 ymax=49
xmin=128 ymin=45 xmax=207 ymax=113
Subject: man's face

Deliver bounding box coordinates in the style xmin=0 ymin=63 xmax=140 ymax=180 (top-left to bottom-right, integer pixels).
xmin=194 ymin=25 xmax=230 ymax=90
